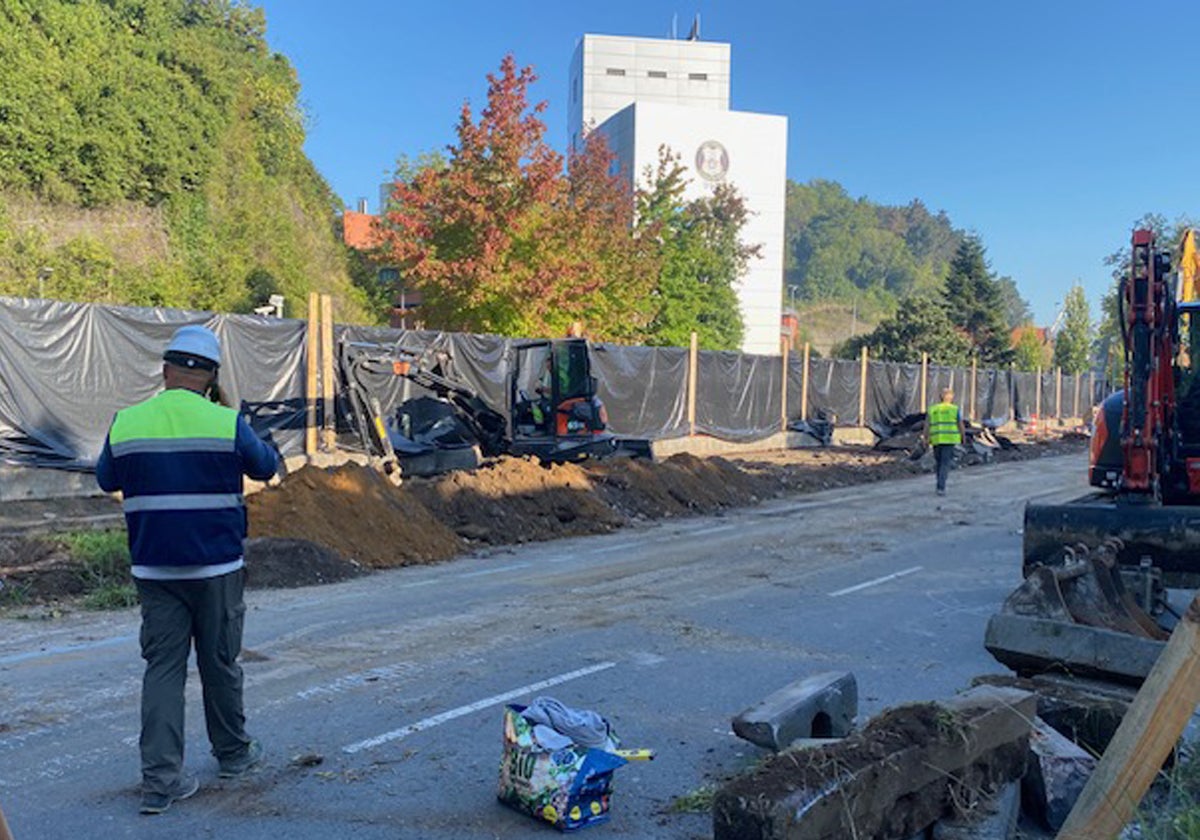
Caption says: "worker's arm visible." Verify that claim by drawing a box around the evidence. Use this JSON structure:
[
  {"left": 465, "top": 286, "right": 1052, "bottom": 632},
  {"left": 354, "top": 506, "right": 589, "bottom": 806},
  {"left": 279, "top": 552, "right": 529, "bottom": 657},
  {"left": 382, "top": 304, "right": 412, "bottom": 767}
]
[
  {"left": 235, "top": 416, "right": 280, "bottom": 481},
  {"left": 95, "top": 434, "right": 120, "bottom": 493}
]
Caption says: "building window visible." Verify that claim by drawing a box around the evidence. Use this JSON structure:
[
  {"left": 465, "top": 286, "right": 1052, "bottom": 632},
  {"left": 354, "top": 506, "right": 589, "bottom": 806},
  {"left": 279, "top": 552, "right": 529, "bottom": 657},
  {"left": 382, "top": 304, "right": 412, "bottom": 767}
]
[
  {"left": 605, "top": 67, "right": 626, "bottom": 76},
  {"left": 647, "top": 70, "right": 667, "bottom": 79},
  {"left": 688, "top": 72, "right": 708, "bottom": 81}
]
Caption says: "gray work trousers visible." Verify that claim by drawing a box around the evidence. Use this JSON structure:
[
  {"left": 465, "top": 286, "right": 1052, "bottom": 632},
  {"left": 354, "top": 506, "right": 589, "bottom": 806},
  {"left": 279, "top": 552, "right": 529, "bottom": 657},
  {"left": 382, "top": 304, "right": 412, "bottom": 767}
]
[
  {"left": 135, "top": 569, "right": 249, "bottom": 793},
  {"left": 934, "top": 444, "right": 956, "bottom": 492}
]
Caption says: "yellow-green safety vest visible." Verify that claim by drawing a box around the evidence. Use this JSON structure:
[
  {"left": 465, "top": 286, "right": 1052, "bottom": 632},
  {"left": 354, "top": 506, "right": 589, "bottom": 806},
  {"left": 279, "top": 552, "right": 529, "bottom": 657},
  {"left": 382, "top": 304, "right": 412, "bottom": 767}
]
[{"left": 927, "top": 402, "right": 961, "bottom": 446}]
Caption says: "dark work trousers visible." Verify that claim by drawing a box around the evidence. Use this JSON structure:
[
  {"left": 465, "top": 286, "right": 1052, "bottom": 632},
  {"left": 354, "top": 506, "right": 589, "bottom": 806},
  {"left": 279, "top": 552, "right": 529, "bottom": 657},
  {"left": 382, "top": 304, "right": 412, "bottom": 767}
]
[
  {"left": 135, "top": 568, "right": 249, "bottom": 793},
  {"left": 934, "top": 444, "right": 956, "bottom": 492}
]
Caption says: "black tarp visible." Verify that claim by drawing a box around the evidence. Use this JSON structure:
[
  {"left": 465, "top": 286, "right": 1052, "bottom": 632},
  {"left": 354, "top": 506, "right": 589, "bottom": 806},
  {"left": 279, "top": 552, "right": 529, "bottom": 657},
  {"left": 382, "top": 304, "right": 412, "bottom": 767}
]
[
  {"left": 695, "top": 350, "right": 783, "bottom": 441},
  {"left": 0, "top": 297, "right": 305, "bottom": 468},
  {"left": 0, "top": 295, "right": 1112, "bottom": 470}
]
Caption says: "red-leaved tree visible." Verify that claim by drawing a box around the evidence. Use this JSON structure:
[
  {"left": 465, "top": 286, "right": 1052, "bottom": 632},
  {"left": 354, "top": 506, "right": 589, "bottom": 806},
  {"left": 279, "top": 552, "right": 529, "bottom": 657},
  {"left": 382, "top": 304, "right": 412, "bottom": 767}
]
[{"left": 377, "top": 56, "right": 657, "bottom": 340}]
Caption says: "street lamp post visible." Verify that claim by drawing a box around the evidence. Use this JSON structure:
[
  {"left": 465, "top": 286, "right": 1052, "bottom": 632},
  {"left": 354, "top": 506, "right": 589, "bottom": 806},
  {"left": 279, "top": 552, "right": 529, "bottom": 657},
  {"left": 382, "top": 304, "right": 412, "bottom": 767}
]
[{"left": 36, "top": 267, "right": 53, "bottom": 299}]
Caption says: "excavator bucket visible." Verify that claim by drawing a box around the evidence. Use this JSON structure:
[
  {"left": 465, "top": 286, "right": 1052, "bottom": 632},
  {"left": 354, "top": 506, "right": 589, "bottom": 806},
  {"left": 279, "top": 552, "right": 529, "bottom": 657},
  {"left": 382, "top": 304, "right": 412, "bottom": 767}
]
[
  {"left": 1023, "top": 499, "right": 1200, "bottom": 589},
  {"left": 986, "top": 540, "right": 1170, "bottom": 685}
]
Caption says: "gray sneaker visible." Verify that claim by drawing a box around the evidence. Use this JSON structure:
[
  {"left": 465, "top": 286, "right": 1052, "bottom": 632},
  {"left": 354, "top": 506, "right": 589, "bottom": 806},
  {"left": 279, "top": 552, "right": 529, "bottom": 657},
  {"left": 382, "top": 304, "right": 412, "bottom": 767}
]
[
  {"left": 140, "top": 773, "right": 199, "bottom": 815},
  {"left": 219, "top": 739, "right": 264, "bottom": 779}
]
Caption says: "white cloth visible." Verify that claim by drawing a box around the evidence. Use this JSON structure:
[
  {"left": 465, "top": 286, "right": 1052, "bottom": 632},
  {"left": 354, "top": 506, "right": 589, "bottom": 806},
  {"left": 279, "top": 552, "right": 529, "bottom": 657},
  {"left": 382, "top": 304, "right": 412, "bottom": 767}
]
[{"left": 521, "top": 696, "right": 614, "bottom": 750}]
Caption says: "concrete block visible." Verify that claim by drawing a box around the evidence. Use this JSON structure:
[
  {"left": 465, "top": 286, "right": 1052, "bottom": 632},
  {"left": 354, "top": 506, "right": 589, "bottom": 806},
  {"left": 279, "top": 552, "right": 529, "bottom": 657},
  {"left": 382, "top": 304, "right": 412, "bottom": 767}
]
[
  {"left": 732, "top": 671, "right": 857, "bottom": 751},
  {"left": 984, "top": 612, "right": 1165, "bottom": 684},
  {"left": 1022, "top": 716, "right": 1097, "bottom": 831},
  {"left": 0, "top": 465, "right": 106, "bottom": 502},
  {"left": 931, "top": 781, "right": 1019, "bottom": 840},
  {"left": 831, "top": 427, "right": 877, "bottom": 446}
]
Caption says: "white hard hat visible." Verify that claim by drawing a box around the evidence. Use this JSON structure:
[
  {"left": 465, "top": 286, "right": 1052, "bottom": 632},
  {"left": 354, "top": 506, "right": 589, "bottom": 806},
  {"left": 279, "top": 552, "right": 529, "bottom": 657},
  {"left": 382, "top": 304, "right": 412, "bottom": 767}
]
[{"left": 164, "top": 325, "right": 221, "bottom": 369}]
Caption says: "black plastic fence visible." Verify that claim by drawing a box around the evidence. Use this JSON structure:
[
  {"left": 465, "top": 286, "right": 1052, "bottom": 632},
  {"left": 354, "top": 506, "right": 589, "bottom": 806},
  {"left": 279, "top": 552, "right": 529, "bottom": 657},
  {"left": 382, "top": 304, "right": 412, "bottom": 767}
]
[{"left": 0, "top": 296, "right": 1107, "bottom": 469}]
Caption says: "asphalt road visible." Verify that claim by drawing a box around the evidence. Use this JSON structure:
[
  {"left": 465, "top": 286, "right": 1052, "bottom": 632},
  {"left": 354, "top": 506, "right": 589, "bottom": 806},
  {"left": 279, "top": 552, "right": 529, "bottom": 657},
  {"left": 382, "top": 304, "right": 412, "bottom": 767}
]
[{"left": 0, "top": 452, "right": 1087, "bottom": 839}]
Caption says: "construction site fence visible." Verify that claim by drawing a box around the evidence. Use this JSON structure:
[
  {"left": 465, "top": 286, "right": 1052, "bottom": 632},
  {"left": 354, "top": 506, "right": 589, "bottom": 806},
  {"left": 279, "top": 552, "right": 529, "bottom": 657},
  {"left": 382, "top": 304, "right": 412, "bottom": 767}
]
[{"left": 0, "top": 296, "right": 1109, "bottom": 470}]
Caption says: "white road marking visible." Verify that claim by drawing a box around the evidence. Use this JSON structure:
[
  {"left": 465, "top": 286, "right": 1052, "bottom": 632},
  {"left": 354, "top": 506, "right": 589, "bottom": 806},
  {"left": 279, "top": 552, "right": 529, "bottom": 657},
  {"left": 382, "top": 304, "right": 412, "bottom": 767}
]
[
  {"left": 685, "top": 524, "right": 736, "bottom": 538},
  {"left": 829, "top": 566, "right": 923, "bottom": 597},
  {"left": 580, "top": 540, "right": 641, "bottom": 556},
  {"left": 756, "top": 499, "right": 837, "bottom": 517},
  {"left": 342, "top": 661, "right": 617, "bottom": 754},
  {"left": 456, "top": 562, "right": 531, "bottom": 579}
]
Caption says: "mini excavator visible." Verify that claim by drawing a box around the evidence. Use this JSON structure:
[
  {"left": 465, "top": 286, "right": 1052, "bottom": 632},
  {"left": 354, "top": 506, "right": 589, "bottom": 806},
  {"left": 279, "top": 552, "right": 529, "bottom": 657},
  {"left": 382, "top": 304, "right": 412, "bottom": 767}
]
[
  {"left": 341, "top": 337, "right": 651, "bottom": 475},
  {"left": 987, "top": 228, "right": 1200, "bottom": 683}
]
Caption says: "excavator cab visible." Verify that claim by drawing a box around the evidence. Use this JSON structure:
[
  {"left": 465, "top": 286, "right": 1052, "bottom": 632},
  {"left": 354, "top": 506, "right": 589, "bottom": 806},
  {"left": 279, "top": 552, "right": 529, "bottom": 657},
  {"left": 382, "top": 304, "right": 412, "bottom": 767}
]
[{"left": 508, "top": 339, "right": 649, "bottom": 460}]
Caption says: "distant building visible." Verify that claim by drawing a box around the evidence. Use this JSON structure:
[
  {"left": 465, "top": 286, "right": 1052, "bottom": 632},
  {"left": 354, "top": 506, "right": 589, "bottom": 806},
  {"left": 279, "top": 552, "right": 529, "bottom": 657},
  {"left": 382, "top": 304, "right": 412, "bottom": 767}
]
[
  {"left": 339, "top": 205, "right": 423, "bottom": 329},
  {"left": 569, "top": 32, "right": 787, "bottom": 356}
]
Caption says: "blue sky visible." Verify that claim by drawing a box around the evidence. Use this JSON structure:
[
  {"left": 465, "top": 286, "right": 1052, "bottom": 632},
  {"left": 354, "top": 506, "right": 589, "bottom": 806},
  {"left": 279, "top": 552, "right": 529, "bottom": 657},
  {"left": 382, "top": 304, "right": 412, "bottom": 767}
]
[{"left": 255, "top": 0, "right": 1196, "bottom": 326}]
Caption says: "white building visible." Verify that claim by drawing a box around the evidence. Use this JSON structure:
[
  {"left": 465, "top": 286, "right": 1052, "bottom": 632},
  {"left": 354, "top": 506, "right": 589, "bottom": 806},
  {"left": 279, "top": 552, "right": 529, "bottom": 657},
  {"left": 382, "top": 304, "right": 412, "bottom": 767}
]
[{"left": 569, "top": 33, "right": 787, "bottom": 356}]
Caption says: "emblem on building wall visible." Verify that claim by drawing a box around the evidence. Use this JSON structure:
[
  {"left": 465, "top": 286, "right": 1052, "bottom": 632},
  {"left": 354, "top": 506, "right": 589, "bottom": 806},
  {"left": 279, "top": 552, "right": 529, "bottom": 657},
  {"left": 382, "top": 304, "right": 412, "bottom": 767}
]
[{"left": 694, "top": 140, "right": 729, "bottom": 182}]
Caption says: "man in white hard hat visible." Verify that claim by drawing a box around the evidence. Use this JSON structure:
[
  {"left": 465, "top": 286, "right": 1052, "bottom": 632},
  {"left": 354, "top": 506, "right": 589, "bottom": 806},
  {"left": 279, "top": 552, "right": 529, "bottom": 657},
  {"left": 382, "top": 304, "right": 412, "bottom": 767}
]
[{"left": 96, "top": 324, "right": 279, "bottom": 814}]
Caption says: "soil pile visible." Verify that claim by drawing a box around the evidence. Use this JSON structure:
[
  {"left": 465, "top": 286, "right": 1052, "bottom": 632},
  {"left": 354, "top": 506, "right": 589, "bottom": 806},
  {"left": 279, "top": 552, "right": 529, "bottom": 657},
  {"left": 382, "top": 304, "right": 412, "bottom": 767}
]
[
  {"left": 589, "top": 453, "right": 768, "bottom": 519},
  {"left": 408, "top": 456, "right": 622, "bottom": 544},
  {"left": 247, "top": 464, "right": 462, "bottom": 569},
  {"left": 0, "top": 537, "right": 80, "bottom": 603},
  {"left": 1, "top": 436, "right": 1089, "bottom": 605}
]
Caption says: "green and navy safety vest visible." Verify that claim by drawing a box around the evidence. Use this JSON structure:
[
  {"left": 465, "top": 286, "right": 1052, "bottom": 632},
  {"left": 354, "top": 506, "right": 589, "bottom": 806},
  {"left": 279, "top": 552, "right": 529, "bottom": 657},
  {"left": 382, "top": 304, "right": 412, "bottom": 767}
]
[
  {"left": 99, "top": 389, "right": 275, "bottom": 567},
  {"left": 927, "top": 401, "right": 962, "bottom": 446}
]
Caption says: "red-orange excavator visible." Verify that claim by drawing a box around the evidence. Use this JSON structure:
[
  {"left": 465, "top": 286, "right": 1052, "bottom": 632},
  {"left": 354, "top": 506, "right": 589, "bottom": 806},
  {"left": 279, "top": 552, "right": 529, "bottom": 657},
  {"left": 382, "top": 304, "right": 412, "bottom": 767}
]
[{"left": 987, "top": 227, "right": 1200, "bottom": 684}]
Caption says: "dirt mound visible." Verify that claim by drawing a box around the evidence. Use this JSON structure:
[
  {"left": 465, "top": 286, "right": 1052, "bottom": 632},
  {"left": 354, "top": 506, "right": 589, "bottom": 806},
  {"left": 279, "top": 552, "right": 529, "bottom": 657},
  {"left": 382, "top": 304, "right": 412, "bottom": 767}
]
[
  {"left": 248, "top": 464, "right": 462, "bottom": 569},
  {"left": 243, "top": 538, "right": 365, "bottom": 589},
  {"left": 0, "top": 437, "right": 1089, "bottom": 607},
  {"left": 408, "top": 456, "right": 622, "bottom": 544},
  {"left": 732, "top": 448, "right": 924, "bottom": 495},
  {"left": 0, "top": 537, "right": 82, "bottom": 604},
  {"left": 588, "top": 453, "right": 769, "bottom": 519}
]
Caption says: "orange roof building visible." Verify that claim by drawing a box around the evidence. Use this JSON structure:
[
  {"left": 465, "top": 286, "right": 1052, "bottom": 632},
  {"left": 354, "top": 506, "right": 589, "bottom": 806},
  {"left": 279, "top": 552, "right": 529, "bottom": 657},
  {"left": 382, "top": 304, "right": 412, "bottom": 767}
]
[{"left": 341, "top": 210, "right": 381, "bottom": 250}]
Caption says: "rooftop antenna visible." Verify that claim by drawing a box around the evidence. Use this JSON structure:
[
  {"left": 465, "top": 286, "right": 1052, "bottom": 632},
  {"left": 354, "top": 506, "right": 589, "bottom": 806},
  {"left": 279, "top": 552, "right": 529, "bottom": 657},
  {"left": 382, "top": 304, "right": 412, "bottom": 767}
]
[
  {"left": 671, "top": 13, "right": 677, "bottom": 39},
  {"left": 687, "top": 12, "right": 700, "bottom": 40}
]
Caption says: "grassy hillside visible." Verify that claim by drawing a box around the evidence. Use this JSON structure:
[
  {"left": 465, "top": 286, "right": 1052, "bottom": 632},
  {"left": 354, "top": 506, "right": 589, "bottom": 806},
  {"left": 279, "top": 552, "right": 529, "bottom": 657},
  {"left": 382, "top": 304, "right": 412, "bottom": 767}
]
[{"left": 0, "top": 0, "right": 373, "bottom": 320}]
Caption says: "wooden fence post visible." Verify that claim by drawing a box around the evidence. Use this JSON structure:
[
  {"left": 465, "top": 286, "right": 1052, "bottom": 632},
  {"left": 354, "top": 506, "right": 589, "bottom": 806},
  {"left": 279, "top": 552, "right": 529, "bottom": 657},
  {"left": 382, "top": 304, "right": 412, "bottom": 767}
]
[
  {"left": 320, "top": 294, "right": 335, "bottom": 452},
  {"left": 1035, "top": 367, "right": 1043, "bottom": 436},
  {"left": 801, "top": 342, "right": 810, "bottom": 422},
  {"left": 1055, "top": 366, "right": 1063, "bottom": 420},
  {"left": 920, "top": 352, "right": 928, "bottom": 410},
  {"left": 687, "top": 331, "right": 698, "bottom": 437},
  {"left": 970, "top": 357, "right": 978, "bottom": 423},
  {"left": 1059, "top": 592, "right": 1200, "bottom": 839},
  {"left": 858, "top": 345, "right": 868, "bottom": 428},
  {"left": 780, "top": 338, "right": 789, "bottom": 441},
  {"left": 305, "top": 291, "right": 319, "bottom": 457},
  {"left": 1073, "top": 371, "right": 1081, "bottom": 420},
  {"left": 1009, "top": 363, "right": 1016, "bottom": 423}
]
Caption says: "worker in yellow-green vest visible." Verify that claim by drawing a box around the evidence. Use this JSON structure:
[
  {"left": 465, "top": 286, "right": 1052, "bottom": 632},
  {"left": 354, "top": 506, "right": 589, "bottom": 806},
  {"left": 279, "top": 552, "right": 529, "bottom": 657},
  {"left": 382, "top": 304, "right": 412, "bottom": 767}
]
[
  {"left": 96, "top": 325, "right": 279, "bottom": 815},
  {"left": 926, "top": 387, "right": 965, "bottom": 497}
]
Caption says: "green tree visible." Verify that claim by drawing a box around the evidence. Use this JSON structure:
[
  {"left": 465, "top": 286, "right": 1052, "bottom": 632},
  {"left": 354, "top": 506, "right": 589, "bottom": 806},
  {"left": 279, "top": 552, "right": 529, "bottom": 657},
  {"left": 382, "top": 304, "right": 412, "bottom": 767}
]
[
  {"left": 1053, "top": 284, "right": 1092, "bottom": 373},
  {"left": 638, "top": 148, "right": 753, "bottom": 350},
  {"left": 1012, "top": 325, "right": 1051, "bottom": 371},
  {"left": 944, "top": 234, "right": 1013, "bottom": 364},
  {"left": 996, "top": 276, "right": 1032, "bottom": 329},
  {"left": 785, "top": 183, "right": 964, "bottom": 318},
  {"left": 837, "top": 293, "right": 969, "bottom": 365},
  {"left": 0, "top": 0, "right": 371, "bottom": 319}
]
